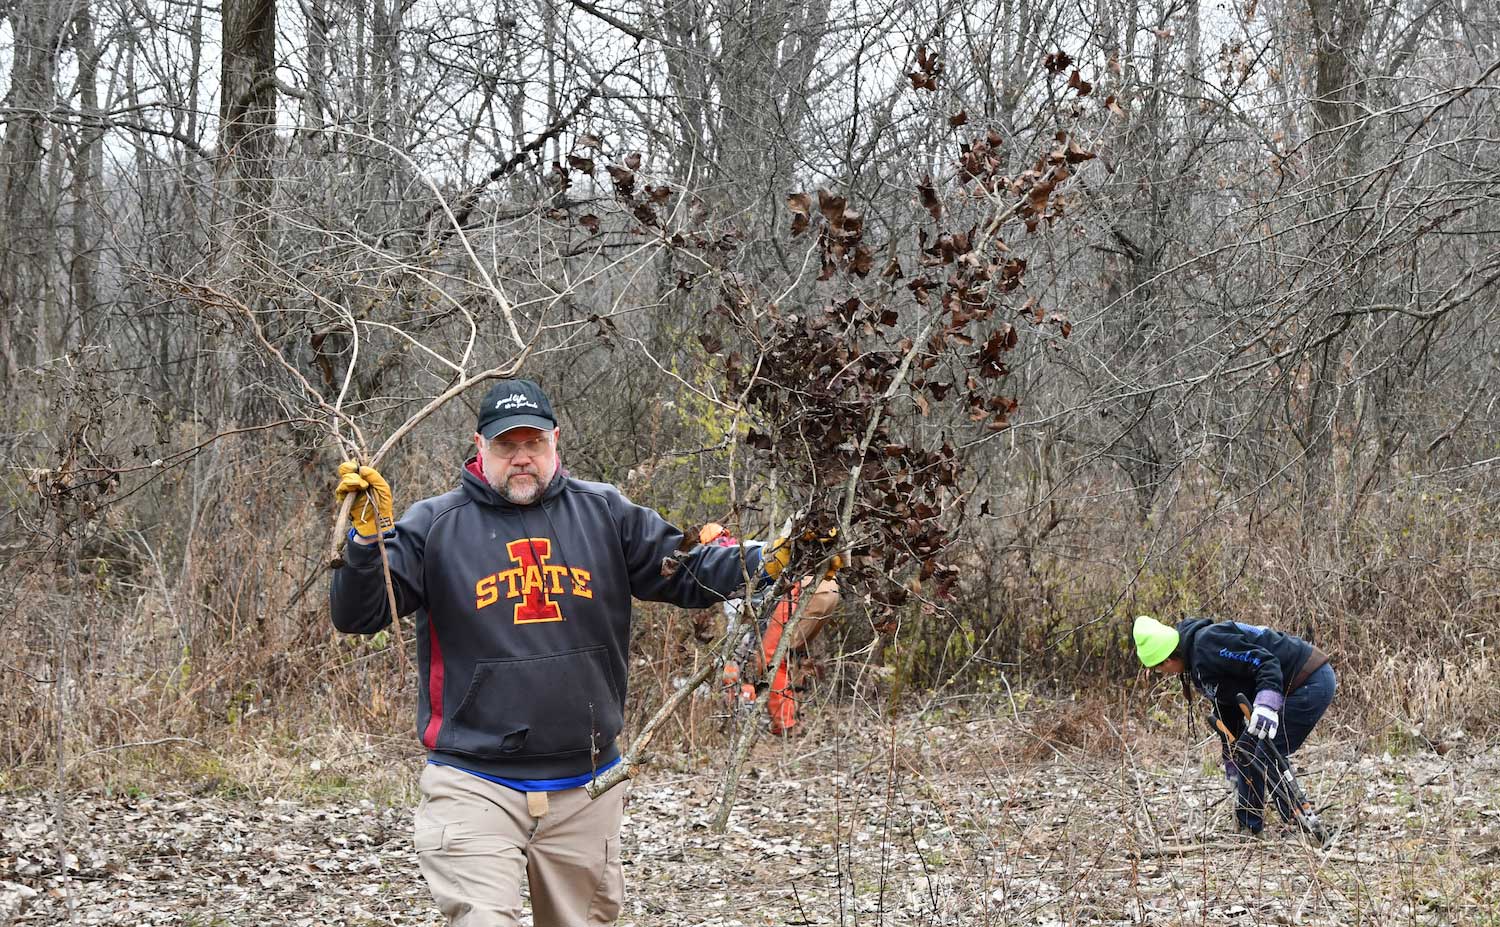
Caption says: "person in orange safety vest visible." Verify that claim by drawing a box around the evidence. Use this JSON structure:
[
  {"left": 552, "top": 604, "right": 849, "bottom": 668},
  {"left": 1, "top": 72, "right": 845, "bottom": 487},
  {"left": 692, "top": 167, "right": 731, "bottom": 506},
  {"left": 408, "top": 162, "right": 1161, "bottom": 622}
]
[{"left": 699, "top": 523, "right": 841, "bottom": 735}]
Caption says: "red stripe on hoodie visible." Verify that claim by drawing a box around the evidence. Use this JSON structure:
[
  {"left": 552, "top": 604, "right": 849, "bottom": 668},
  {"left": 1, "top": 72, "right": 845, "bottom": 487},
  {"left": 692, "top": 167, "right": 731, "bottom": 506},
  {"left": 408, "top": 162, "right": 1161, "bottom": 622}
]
[
  {"left": 420, "top": 456, "right": 487, "bottom": 750},
  {"left": 421, "top": 619, "right": 446, "bottom": 748},
  {"left": 420, "top": 457, "right": 483, "bottom": 748}
]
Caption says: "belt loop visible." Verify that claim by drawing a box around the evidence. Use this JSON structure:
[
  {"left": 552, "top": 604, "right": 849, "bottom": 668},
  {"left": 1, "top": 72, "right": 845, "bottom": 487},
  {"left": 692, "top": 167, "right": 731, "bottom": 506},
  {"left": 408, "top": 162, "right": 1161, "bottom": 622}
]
[{"left": 526, "top": 790, "right": 549, "bottom": 818}]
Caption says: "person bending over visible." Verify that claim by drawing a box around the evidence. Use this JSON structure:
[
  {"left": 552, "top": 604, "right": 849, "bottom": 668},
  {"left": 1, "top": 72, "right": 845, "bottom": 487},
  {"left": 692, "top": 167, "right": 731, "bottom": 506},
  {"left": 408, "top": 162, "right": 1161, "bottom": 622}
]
[{"left": 1133, "top": 614, "right": 1336, "bottom": 835}]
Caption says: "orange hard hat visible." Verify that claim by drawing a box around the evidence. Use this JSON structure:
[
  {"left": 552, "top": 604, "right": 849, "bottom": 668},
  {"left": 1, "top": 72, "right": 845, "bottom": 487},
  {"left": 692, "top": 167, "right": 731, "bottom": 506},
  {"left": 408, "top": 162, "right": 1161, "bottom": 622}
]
[{"left": 699, "top": 522, "right": 727, "bottom": 545}]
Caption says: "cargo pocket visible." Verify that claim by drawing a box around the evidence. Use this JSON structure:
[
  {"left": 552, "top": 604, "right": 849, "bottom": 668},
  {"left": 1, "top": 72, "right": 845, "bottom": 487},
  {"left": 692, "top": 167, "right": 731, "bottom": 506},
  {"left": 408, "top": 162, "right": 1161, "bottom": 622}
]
[
  {"left": 414, "top": 823, "right": 448, "bottom": 854},
  {"left": 585, "top": 833, "right": 623, "bottom": 924},
  {"left": 413, "top": 815, "right": 525, "bottom": 921}
]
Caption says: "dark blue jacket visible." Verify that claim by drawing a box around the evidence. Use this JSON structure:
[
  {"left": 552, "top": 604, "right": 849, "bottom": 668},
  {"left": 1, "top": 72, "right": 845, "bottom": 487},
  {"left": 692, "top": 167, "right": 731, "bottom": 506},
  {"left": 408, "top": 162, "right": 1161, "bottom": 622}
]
[
  {"left": 1176, "top": 617, "right": 1319, "bottom": 732},
  {"left": 331, "top": 460, "right": 760, "bottom": 779}
]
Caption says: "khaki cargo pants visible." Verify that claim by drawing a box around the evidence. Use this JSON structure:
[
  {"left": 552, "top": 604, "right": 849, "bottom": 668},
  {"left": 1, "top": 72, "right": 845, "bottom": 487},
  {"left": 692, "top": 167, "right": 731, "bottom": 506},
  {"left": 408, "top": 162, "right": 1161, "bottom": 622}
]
[{"left": 413, "top": 763, "right": 626, "bottom": 926}]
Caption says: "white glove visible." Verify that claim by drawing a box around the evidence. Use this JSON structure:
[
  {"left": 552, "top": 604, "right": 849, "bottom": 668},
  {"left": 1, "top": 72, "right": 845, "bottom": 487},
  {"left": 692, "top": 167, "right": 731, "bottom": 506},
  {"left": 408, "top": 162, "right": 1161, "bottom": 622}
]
[{"left": 1246, "top": 703, "right": 1279, "bottom": 740}]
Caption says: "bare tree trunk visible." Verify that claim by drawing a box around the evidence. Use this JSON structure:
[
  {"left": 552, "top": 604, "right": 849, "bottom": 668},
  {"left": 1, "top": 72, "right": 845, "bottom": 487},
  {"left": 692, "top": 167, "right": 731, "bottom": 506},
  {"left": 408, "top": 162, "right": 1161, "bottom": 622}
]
[
  {"left": 1306, "top": 0, "right": 1368, "bottom": 146},
  {"left": 69, "top": 0, "right": 104, "bottom": 350},
  {"left": 1297, "top": 0, "right": 1371, "bottom": 528},
  {"left": 220, "top": 0, "right": 278, "bottom": 254},
  {"left": 303, "top": 0, "right": 330, "bottom": 136},
  {"left": 188, "top": 0, "right": 206, "bottom": 143},
  {"left": 0, "top": 0, "right": 70, "bottom": 383}
]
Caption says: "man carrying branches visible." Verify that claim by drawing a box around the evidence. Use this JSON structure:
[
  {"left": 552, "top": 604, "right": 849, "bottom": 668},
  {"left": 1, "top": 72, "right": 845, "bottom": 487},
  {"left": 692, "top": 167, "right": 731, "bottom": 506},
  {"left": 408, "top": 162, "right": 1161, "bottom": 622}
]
[{"left": 329, "top": 378, "right": 802, "bottom": 927}]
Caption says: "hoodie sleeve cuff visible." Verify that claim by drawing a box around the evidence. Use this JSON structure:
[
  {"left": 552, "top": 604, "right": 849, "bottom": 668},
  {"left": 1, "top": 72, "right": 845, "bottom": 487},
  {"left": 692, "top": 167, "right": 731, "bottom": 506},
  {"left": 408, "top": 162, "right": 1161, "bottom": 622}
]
[
  {"left": 343, "top": 530, "right": 388, "bottom": 563},
  {"left": 743, "top": 541, "right": 775, "bottom": 587},
  {"left": 1253, "top": 689, "right": 1284, "bottom": 712}
]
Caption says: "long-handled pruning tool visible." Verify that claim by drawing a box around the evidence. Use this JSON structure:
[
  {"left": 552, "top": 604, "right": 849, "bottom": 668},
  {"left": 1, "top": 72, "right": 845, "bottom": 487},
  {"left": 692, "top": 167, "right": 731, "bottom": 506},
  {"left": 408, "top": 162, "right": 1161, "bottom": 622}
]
[{"left": 1213, "top": 694, "right": 1331, "bottom": 847}]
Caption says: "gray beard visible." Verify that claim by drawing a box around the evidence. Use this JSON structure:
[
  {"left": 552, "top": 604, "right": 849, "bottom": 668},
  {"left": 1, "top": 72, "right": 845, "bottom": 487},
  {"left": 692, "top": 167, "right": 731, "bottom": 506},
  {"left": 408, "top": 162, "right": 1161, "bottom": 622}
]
[{"left": 492, "top": 471, "right": 544, "bottom": 505}]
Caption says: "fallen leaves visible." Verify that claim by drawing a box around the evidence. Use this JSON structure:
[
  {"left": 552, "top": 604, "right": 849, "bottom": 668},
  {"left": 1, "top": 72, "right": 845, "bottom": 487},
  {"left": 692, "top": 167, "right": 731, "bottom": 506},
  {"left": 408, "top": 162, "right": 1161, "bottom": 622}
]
[{"left": 2, "top": 716, "right": 1498, "bottom": 925}]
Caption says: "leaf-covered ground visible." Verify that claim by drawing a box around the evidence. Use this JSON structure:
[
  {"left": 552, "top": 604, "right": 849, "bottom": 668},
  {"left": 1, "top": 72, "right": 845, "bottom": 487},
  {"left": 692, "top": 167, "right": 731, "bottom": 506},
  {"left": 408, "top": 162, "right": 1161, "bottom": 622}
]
[{"left": 3, "top": 704, "right": 1498, "bottom": 926}]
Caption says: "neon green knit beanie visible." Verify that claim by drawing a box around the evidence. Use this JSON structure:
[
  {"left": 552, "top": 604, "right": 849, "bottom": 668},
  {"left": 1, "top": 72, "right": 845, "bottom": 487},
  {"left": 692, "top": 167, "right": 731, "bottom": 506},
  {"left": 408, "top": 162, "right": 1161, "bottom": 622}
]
[{"left": 1133, "top": 615, "right": 1179, "bottom": 667}]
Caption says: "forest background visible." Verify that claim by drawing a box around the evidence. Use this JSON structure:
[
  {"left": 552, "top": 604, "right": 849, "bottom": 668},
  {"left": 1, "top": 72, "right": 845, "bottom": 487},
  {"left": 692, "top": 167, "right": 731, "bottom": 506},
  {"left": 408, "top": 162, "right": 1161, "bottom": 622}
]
[{"left": 1, "top": 0, "right": 1498, "bottom": 918}]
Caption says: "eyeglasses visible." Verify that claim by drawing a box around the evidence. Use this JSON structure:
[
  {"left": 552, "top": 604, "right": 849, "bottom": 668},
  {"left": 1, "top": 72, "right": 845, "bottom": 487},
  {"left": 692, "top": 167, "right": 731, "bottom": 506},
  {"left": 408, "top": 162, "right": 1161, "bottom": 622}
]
[{"left": 489, "top": 434, "right": 552, "bottom": 458}]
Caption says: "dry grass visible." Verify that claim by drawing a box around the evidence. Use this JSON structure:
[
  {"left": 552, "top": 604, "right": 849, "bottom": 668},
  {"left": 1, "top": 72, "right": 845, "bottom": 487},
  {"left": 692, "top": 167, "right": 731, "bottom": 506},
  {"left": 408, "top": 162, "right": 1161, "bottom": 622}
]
[{"left": 2, "top": 455, "right": 1496, "bottom": 814}]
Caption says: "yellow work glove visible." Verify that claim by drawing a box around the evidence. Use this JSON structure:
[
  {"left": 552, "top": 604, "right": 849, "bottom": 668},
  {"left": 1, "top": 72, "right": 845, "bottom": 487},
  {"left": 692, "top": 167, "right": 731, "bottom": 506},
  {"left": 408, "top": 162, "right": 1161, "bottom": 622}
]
[
  {"left": 763, "top": 529, "right": 845, "bottom": 581},
  {"left": 802, "top": 526, "right": 845, "bottom": 579},
  {"left": 336, "top": 461, "right": 394, "bottom": 538},
  {"left": 761, "top": 536, "right": 792, "bottom": 581}
]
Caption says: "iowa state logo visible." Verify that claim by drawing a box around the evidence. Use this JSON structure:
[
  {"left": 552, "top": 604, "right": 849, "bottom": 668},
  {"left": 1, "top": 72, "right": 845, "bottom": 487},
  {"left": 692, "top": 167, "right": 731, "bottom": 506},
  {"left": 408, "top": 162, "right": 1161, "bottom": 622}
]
[{"left": 473, "top": 538, "right": 593, "bottom": 623}]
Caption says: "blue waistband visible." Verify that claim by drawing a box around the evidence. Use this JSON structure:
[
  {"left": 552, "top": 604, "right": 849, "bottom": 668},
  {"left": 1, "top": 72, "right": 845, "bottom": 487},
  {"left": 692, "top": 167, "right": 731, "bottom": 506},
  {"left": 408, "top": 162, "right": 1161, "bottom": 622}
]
[{"left": 429, "top": 756, "right": 622, "bottom": 792}]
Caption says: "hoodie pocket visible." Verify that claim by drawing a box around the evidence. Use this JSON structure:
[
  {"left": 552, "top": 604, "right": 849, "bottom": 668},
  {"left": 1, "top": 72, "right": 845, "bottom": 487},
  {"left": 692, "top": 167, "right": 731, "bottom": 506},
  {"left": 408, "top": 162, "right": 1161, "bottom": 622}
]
[{"left": 437, "top": 646, "right": 624, "bottom": 759}]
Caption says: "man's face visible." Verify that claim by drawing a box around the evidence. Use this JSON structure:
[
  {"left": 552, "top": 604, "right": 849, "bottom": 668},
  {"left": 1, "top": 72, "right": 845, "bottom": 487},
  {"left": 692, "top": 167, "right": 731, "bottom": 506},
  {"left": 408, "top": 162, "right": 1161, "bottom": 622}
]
[{"left": 475, "top": 426, "right": 559, "bottom": 505}]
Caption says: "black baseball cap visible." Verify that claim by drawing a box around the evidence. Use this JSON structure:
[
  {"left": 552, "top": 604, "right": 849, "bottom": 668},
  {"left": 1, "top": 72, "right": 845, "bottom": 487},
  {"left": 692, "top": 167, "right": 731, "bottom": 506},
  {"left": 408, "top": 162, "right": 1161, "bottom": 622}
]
[{"left": 477, "top": 379, "right": 556, "bottom": 439}]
